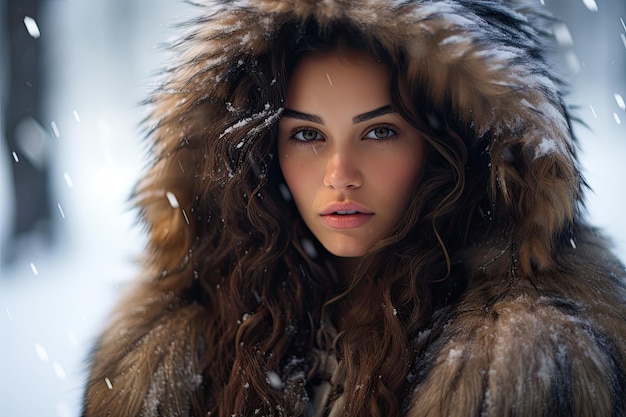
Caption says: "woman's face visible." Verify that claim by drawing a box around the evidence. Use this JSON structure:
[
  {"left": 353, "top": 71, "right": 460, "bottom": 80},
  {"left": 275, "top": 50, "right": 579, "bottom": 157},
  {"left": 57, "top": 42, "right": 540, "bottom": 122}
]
[{"left": 278, "top": 50, "right": 426, "bottom": 258}]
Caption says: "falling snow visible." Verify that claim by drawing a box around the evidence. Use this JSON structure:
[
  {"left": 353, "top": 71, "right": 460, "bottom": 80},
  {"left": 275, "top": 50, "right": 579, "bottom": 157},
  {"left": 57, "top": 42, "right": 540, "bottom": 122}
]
[
  {"left": 34, "top": 343, "right": 49, "bottom": 362},
  {"left": 553, "top": 23, "right": 574, "bottom": 47},
  {"left": 267, "top": 371, "right": 284, "bottom": 390},
  {"left": 57, "top": 203, "right": 66, "bottom": 219},
  {"left": 23, "top": 16, "right": 41, "bottom": 38},
  {"left": 301, "top": 238, "right": 318, "bottom": 258},
  {"left": 166, "top": 191, "right": 180, "bottom": 208},
  {"left": 279, "top": 183, "right": 292, "bottom": 201},
  {"left": 53, "top": 362, "right": 67, "bottom": 380},
  {"left": 63, "top": 172, "right": 74, "bottom": 188},
  {"left": 51, "top": 121, "right": 61, "bottom": 138},
  {"left": 582, "top": 0, "right": 598, "bottom": 12}
]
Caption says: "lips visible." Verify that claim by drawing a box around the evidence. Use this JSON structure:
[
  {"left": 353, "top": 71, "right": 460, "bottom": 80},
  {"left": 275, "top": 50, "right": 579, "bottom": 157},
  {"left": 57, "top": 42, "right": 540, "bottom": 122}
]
[
  {"left": 320, "top": 202, "right": 372, "bottom": 216},
  {"left": 320, "top": 202, "right": 374, "bottom": 229}
]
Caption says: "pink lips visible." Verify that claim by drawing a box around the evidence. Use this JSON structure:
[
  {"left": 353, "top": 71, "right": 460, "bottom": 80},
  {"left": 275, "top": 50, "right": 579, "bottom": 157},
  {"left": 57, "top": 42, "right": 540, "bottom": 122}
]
[{"left": 320, "top": 202, "right": 374, "bottom": 229}]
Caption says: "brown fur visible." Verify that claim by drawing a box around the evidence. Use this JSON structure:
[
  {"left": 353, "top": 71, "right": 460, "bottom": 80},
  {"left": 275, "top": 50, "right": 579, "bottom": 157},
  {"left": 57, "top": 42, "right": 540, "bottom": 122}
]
[{"left": 82, "top": 1, "right": 626, "bottom": 416}]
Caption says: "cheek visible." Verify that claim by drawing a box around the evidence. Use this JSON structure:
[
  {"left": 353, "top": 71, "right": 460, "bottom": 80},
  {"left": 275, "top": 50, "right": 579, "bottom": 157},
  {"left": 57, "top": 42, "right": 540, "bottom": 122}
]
[
  {"left": 378, "top": 154, "right": 425, "bottom": 207},
  {"left": 277, "top": 142, "right": 293, "bottom": 186},
  {"left": 387, "top": 145, "right": 423, "bottom": 176},
  {"left": 279, "top": 153, "right": 309, "bottom": 204},
  {"left": 278, "top": 149, "right": 295, "bottom": 186}
]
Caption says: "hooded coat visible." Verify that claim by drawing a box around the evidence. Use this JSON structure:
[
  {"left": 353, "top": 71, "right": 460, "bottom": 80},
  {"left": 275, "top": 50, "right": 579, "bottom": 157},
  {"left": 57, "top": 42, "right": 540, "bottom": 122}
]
[{"left": 82, "top": 1, "right": 626, "bottom": 416}]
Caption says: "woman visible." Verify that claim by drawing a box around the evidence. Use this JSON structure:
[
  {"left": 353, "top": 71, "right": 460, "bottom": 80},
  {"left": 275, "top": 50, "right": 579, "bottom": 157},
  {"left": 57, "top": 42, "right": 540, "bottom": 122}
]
[{"left": 82, "top": 1, "right": 626, "bottom": 416}]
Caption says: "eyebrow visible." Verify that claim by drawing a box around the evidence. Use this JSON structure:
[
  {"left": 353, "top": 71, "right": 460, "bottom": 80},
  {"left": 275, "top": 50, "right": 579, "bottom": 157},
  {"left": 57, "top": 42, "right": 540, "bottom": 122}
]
[
  {"left": 352, "top": 105, "right": 395, "bottom": 124},
  {"left": 282, "top": 109, "right": 323, "bottom": 124},
  {"left": 282, "top": 105, "right": 395, "bottom": 125}
]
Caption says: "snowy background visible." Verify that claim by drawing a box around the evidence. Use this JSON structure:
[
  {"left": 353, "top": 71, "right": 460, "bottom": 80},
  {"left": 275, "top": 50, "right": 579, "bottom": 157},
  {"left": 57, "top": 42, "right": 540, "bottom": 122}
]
[{"left": 0, "top": 0, "right": 624, "bottom": 416}]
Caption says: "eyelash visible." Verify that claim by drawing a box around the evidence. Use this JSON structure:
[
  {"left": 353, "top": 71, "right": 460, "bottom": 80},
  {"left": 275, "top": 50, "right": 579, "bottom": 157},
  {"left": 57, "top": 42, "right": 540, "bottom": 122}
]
[
  {"left": 289, "top": 124, "right": 398, "bottom": 143},
  {"left": 291, "top": 127, "right": 323, "bottom": 142},
  {"left": 363, "top": 125, "right": 398, "bottom": 140}
]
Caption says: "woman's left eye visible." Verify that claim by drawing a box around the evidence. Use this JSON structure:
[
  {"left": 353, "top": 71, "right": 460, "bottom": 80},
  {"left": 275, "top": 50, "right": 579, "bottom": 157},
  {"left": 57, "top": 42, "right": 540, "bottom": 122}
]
[{"left": 364, "top": 126, "right": 396, "bottom": 139}]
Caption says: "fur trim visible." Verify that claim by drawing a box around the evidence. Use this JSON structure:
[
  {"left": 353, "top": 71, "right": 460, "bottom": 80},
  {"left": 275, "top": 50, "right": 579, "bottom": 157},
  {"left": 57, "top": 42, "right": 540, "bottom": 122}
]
[
  {"left": 407, "top": 228, "right": 626, "bottom": 416},
  {"left": 81, "top": 1, "right": 626, "bottom": 416}
]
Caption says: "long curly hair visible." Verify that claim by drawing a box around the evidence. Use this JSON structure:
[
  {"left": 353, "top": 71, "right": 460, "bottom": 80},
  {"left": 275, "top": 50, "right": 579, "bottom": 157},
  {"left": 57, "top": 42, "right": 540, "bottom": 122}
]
[{"left": 157, "top": 20, "right": 491, "bottom": 416}]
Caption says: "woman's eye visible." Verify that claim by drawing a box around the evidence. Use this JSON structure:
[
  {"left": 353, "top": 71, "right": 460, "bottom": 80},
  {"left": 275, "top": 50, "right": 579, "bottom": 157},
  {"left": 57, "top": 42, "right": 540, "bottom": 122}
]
[
  {"left": 292, "top": 129, "right": 322, "bottom": 142},
  {"left": 364, "top": 127, "right": 396, "bottom": 139}
]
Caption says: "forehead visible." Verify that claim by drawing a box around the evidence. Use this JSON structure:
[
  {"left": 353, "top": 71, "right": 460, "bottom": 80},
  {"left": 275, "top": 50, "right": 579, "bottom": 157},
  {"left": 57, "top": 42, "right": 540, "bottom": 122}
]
[{"left": 285, "top": 50, "right": 392, "bottom": 111}]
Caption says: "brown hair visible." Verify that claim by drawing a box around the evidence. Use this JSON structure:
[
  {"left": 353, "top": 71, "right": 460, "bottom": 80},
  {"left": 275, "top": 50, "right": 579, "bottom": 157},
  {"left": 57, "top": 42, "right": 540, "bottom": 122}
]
[{"left": 180, "top": 20, "right": 490, "bottom": 416}]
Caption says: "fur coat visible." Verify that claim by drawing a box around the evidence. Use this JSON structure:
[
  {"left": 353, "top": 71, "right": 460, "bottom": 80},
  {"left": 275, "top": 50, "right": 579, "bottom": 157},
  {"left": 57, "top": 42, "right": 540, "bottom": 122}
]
[{"left": 82, "top": 0, "right": 626, "bottom": 416}]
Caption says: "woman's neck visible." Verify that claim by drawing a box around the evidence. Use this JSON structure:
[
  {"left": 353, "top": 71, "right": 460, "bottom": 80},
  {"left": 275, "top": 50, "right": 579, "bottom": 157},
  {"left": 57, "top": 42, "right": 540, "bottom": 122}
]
[{"left": 331, "top": 256, "right": 362, "bottom": 282}]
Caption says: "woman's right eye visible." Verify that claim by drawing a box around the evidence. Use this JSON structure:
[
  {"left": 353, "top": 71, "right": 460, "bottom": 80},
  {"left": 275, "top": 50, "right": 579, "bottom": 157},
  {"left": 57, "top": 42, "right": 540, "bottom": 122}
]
[{"left": 291, "top": 129, "right": 323, "bottom": 142}]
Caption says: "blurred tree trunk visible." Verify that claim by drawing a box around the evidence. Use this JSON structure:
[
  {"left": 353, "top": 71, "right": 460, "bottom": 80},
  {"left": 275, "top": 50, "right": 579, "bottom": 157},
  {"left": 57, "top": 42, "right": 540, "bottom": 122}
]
[{"left": 2, "top": 0, "right": 52, "bottom": 263}]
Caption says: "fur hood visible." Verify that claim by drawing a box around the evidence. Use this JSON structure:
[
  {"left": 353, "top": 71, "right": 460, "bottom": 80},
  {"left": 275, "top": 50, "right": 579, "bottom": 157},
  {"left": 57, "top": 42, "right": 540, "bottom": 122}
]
[
  {"left": 142, "top": 0, "right": 579, "bottom": 277},
  {"left": 82, "top": 1, "right": 626, "bottom": 416}
]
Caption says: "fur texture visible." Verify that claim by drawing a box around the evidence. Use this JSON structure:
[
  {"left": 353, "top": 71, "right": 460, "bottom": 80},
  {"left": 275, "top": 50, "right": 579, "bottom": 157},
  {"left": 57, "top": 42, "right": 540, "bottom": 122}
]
[{"left": 82, "top": 1, "right": 626, "bottom": 416}]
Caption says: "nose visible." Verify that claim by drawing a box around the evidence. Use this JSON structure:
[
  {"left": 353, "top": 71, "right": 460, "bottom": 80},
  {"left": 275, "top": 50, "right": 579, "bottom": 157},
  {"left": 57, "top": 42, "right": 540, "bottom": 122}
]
[{"left": 323, "top": 149, "right": 363, "bottom": 190}]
